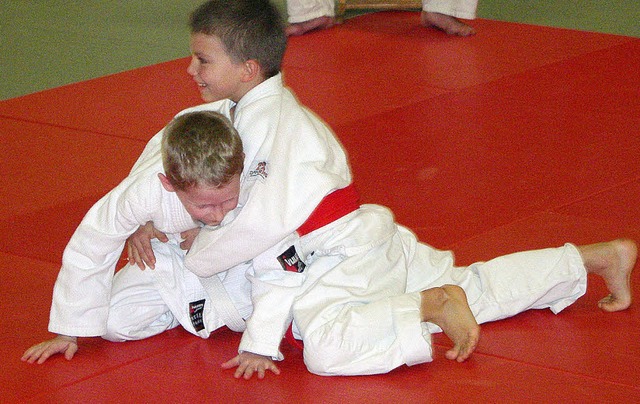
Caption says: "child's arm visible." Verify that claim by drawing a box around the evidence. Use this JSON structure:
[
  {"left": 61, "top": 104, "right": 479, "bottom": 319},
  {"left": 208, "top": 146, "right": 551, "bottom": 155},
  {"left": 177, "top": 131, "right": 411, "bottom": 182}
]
[
  {"left": 221, "top": 352, "right": 281, "bottom": 380},
  {"left": 46, "top": 166, "right": 196, "bottom": 343},
  {"left": 226, "top": 238, "right": 305, "bottom": 379},
  {"left": 21, "top": 335, "right": 78, "bottom": 364}
]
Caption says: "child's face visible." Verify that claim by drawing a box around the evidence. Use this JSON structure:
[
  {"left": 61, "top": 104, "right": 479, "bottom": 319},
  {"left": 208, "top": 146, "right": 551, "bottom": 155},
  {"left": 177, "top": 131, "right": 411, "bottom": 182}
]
[
  {"left": 168, "top": 174, "right": 241, "bottom": 226},
  {"left": 187, "top": 33, "right": 248, "bottom": 103}
]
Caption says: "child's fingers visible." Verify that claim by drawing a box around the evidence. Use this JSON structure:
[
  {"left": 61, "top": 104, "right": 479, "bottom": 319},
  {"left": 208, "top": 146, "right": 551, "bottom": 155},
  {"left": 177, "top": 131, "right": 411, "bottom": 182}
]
[
  {"left": 22, "top": 338, "right": 78, "bottom": 365},
  {"left": 21, "top": 348, "right": 37, "bottom": 363},
  {"left": 238, "top": 360, "right": 258, "bottom": 380},
  {"left": 28, "top": 343, "right": 55, "bottom": 364},
  {"left": 21, "top": 344, "right": 37, "bottom": 361},
  {"left": 234, "top": 361, "right": 252, "bottom": 379},
  {"left": 37, "top": 342, "right": 66, "bottom": 364},
  {"left": 221, "top": 355, "right": 240, "bottom": 369},
  {"left": 268, "top": 362, "right": 281, "bottom": 375},
  {"left": 22, "top": 342, "right": 49, "bottom": 364},
  {"left": 128, "top": 244, "right": 146, "bottom": 270},
  {"left": 63, "top": 343, "right": 78, "bottom": 360},
  {"left": 153, "top": 228, "right": 169, "bottom": 243},
  {"left": 223, "top": 353, "right": 280, "bottom": 380},
  {"left": 37, "top": 348, "right": 55, "bottom": 364},
  {"left": 141, "top": 241, "right": 156, "bottom": 266},
  {"left": 179, "top": 228, "right": 200, "bottom": 251},
  {"left": 126, "top": 242, "right": 133, "bottom": 264},
  {"left": 241, "top": 366, "right": 255, "bottom": 379}
]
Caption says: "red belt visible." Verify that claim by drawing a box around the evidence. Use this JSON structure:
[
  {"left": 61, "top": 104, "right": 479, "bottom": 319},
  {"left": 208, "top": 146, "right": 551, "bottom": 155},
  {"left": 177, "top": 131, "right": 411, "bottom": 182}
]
[
  {"left": 297, "top": 183, "right": 360, "bottom": 236},
  {"left": 285, "top": 184, "right": 360, "bottom": 350}
]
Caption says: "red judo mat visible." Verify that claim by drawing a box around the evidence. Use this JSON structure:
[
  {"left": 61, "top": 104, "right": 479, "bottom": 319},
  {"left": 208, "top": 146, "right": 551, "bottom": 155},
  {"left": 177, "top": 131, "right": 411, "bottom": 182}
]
[{"left": 2, "top": 12, "right": 640, "bottom": 402}]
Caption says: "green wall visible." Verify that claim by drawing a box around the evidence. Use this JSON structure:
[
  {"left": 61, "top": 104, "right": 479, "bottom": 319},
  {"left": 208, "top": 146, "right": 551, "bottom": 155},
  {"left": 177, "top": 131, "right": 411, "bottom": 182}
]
[{"left": 1, "top": 0, "right": 637, "bottom": 100}]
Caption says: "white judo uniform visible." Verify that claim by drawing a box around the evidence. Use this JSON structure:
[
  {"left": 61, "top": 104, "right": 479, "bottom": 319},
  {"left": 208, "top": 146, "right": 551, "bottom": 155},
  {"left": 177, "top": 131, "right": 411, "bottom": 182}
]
[
  {"left": 124, "top": 77, "right": 589, "bottom": 376},
  {"left": 287, "top": 0, "right": 478, "bottom": 24},
  {"left": 124, "top": 73, "right": 352, "bottom": 335},
  {"left": 175, "top": 74, "right": 353, "bottom": 278},
  {"left": 238, "top": 204, "right": 588, "bottom": 376},
  {"left": 48, "top": 150, "right": 252, "bottom": 342},
  {"left": 51, "top": 72, "right": 347, "bottom": 344}
]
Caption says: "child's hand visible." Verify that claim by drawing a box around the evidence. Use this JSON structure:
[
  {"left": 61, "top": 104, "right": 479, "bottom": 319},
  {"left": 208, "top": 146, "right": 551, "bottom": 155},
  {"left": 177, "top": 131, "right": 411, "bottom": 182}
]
[
  {"left": 221, "top": 351, "right": 281, "bottom": 380},
  {"left": 179, "top": 227, "right": 201, "bottom": 251},
  {"left": 126, "top": 221, "right": 168, "bottom": 270},
  {"left": 21, "top": 335, "right": 78, "bottom": 364}
]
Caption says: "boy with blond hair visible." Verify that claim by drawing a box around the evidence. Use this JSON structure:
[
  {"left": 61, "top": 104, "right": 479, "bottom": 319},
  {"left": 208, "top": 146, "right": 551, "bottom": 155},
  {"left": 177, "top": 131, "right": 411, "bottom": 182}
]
[{"left": 22, "top": 111, "right": 251, "bottom": 363}]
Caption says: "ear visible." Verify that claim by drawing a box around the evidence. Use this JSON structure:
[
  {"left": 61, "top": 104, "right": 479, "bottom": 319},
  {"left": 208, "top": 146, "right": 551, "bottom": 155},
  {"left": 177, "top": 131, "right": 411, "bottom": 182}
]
[
  {"left": 241, "top": 59, "right": 262, "bottom": 83},
  {"left": 158, "top": 173, "right": 176, "bottom": 192}
]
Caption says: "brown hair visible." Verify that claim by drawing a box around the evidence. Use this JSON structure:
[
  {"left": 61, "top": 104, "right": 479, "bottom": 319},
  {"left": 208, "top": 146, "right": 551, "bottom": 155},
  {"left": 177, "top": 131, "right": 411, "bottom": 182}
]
[{"left": 189, "top": 0, "right": 287, "bottom": 79}]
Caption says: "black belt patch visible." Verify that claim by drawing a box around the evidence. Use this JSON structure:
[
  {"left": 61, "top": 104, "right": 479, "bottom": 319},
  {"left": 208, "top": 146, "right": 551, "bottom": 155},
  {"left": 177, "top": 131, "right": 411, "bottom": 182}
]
[
  {"left": 278, "top": 245, "right": 306, "bottom": 273},
  {"left": 189, "top": 299, "right": 206, "bottom": 331}
]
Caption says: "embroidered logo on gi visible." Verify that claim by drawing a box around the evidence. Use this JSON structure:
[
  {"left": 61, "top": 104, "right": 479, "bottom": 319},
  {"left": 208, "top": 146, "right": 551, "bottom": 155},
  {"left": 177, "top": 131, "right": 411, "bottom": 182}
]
[
  {"left": 188, "top": 299, "right": 206, "bottom": 331},
  {"left": 277, "top": 245, "right": 306, "bottom": 273},
  {"left": 248, "top": 161, "right": 268, "bottom": 180}
]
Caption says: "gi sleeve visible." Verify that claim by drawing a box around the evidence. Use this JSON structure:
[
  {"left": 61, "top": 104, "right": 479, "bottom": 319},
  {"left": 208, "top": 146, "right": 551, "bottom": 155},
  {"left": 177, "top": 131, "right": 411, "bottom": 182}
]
[
  {"left": 237, "top": 238, "right": 305, "bottom": 360},
  {"left": 48, "top": 172, "right": 166, "bottom": 337}
]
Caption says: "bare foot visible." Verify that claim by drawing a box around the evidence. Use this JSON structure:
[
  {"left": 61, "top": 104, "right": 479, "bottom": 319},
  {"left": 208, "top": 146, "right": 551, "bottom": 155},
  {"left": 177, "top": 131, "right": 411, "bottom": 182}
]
[
  {"left": 420, "top": 11, "right": 476, "bottom": 36},
  {"left": 421, "top": 285, "right": 480, "bottom": 362},
  {"left": 285, "top": 16, "right": 336, "bottom": 36},
  {"left": 578, "top": 239, "right": 637, "bottom": 312}
]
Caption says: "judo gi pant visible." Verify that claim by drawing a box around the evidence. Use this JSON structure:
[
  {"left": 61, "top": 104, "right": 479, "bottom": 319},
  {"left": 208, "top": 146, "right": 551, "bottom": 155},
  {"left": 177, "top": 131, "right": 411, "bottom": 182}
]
[
  {"left": 287, "top": 0, "right": 478, "bottom": 23},
  {"left": 293, "top": 206, "right": 587, "bottom": 376},
  {"left": 103, "top": 239, "right": 251, "bottom": 342}
]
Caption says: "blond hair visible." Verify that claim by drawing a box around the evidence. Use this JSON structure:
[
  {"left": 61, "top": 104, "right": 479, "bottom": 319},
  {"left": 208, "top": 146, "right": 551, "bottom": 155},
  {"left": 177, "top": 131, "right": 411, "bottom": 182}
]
[{"left": 162, "top": 111, "right": 243, "bottom": 191}]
